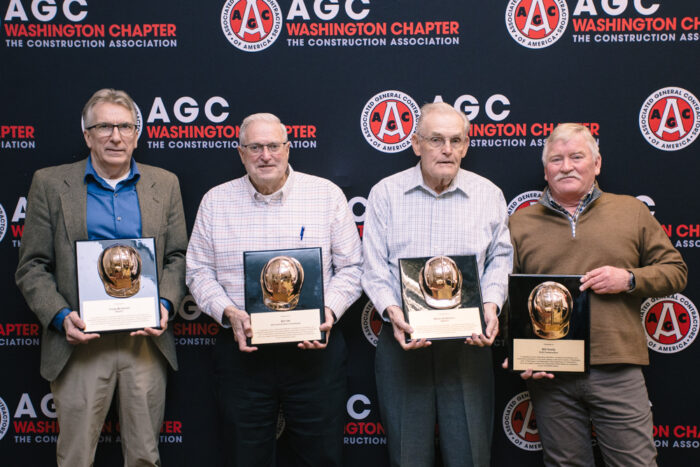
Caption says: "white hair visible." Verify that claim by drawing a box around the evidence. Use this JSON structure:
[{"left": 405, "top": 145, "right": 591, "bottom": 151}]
[
  {"left": 239, "top": 113, "right": 287, "bottom": 144},
  {"left": 416, "top": 102, "right": 470, "bottom": 136},
  {"left": 542, "top": 123, "right": 600, "bottom": 165}
]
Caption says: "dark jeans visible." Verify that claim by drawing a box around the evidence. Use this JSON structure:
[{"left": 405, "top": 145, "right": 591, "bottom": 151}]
[{"left": 214, "top": 330, "right": 348, "bottom": 467}]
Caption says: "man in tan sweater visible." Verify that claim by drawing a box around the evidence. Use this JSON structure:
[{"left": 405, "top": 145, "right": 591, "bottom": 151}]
[{"left": 509, "top": 123, "right": 687, "bottom": 466}]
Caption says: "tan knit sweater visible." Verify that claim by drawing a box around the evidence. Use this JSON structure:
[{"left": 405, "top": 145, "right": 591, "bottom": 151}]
[{"left": 509, "top": 191, "right": 687, "bottom": 365}]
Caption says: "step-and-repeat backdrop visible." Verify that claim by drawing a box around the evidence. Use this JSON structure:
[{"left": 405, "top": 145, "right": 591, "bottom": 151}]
[{"left": 1, "top": 1, "right": 699, "bottom": 465}]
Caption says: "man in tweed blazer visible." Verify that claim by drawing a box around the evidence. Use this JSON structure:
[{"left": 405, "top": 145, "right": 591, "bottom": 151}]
[{"left": 15, "top": 88, "right": 187, "bottom": 467}]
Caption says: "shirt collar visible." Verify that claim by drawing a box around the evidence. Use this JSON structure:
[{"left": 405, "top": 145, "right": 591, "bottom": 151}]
[
  {"left": 244, "top": 164, "right": 294, "bottom": 204},
  {"left": 84, "top": 156, "right": 139, "bottom": 189},
  {"left": 403, "top": 162, "right": 468, "bottom": 197},
  {"left": 540, "top": 182, "right": 601, "bottom": 213}
]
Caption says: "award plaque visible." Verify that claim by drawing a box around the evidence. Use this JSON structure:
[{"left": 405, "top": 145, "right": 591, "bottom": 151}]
[
  {"left": 243, "top": 247, "right": 325, "bottom": 346},
  {"left": 508, "top": 274, "right": 590, "bottom": 373},
  {"left": 399, "top": 255, "right": 485, "bottom": 342},
  {"left": 76, "top": 238, "right": 160, "bottom": 333}
]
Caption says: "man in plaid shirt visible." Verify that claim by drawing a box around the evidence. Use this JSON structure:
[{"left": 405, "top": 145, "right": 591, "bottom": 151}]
[{"left": 186, "top": 112, "right": 363, "bottom": 467}]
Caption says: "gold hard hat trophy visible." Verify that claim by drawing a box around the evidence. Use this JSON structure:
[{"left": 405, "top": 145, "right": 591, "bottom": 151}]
[
  {"left": 98, "top": 244, "right": 142, "bottom": 298},
  {"left": 528, "top": 281, "right": 572, "bottom": 339},
  {"left": 261, "top": 256, "right": 304, "bottom": 311}
]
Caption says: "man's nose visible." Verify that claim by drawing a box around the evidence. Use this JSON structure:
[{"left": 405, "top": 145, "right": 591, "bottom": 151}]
[
  {"left": 561, "top": 157, "right": 573, "bottom": 171},
  {"left": 109, "top": 126, "right": 123, "bottom": 142},
  {"left": 259, "top": 147, "right": 273, "bottom": 160},
  {"left": 442, "top": 140, "right": 454, "bottom": 154}
]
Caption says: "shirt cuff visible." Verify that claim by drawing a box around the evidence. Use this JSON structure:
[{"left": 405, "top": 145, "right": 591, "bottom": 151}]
[
  {"left": 370, "top": 293, "right": 401, "bottom": 322},
  {"left": 212, "top": 295, "right": 237, "bottom": 327},
  {"left": 52, "top": 308, "right": 71, "bottom": 332},
  {"left": 159, "top": 298, "right": 173, "bottom": 318},
  {"left": 482, "top": 288, "right": 506, "bottom": 311},
  {"left": 325, "top": 294, "right": 349, "bottom": 321}
]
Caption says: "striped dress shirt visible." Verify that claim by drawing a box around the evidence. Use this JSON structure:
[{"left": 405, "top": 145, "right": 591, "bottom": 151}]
[
  {"left": 361, "top": 163, "right": 513, "bottom": 319},
  {"left": 186, "top": 166, "right": 363, "bottom": 325}
]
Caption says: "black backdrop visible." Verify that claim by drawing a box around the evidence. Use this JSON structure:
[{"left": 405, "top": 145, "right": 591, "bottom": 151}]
[{"left": 1, "top": 1, "right": 699, "bottom": 465}]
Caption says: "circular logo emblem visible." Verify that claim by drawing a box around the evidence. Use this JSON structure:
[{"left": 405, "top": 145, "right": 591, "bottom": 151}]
[
  {"left": 639, "top": 87, "right": 700, "bottom": 151},
  {"left": 80, "top": 103, "right": 143, "bottom": 139},
  {"left": 361, "top": 300, "right": 383, "bottom": 347},
  {"left": 505, "top": 0, "right": 569, "bottom": 49},
  {"left": 221, "top": 0, "right": 283, "bottom": 52},
  {"left": 502, "top": 391, "right": 541, "bottom": 451},
  {"left": 134, "top": 104, "right": 144, "bottom": 139},
  {"left": 507, "top": 190, "right": 542, "bottom": 216},
  {"left": 0, "top": 203, "right": 7, "bottom": 243},
  {"left": 361, "top": 90, "right": 420, "bottom": 153},
  {"left": 641, "top": 294, "right": 699, "bottom": 354},
  {"left": 0, "top": 396, "right": 10, "bottom": 441}
]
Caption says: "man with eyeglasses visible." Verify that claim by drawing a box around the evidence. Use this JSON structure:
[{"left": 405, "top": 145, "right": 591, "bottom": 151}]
[
  {"left": 16, "top": 88, "right": 187, "bottom": 466},
  {"left": 361, "top": 102, "right": 512, "bottom": 466},
  {"left": 186, "top": 112, "right": 362, "bottom": 466}
]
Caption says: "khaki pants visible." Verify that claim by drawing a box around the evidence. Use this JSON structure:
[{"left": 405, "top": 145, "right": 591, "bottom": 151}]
[{"left": 50, "top": 333, "right": 167, "bottom": 467}]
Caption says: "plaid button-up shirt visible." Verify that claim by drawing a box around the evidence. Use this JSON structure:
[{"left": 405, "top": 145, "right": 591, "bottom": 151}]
[{"left": 186, "top": 166, "right": 363, "bottom": 325}]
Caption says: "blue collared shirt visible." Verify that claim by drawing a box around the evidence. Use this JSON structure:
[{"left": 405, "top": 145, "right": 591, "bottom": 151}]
[{"left": 85, "top": 156, "right": 142, "bottom": 240}]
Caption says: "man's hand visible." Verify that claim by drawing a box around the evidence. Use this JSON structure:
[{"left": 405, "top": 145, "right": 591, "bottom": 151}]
[
  {"left": 63, "top": 311, "right": 100, "bottom": 345},
  {"left": 501, "top": 358, "right": 555, "bottom": 380},
  {"left": 386, "top": 305, "right": 431, "bottom": 350},
  {"left": 131, "top": 304, "right": 169, "bottom": 337},
  {"left": 298, "top": 307, "right": 334, "bottom": 350},
  {"left": 580, "top": 266, "right": 631, "bottom": 294},
  {"left": 224, "top": 305, "right": 258, "bottom": 352},
  {"left": 466, "top": 302, "right": 499, "bottom": 347}
]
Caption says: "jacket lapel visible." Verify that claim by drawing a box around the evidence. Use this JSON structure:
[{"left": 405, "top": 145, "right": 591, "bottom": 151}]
[
  {"left": 59, "top": 159, "right": 88, "bottom": 244},
  {"left": 136, "top": 165, "right": 162, "bottom": 239}
]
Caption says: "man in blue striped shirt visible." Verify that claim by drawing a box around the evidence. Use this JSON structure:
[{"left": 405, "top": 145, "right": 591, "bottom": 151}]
[{"left": 362, "top": 102, "right": 513, "bottom": 467}]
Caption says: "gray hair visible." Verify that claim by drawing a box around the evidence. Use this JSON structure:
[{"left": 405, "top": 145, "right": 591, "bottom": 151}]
[
  {"left": 239, "top": 113, "right": 287, "bottom": 144},
  {"left": 416, "top": 102, "right": 470, "bottom": 136},
  {"left": 542, "top": 123, "right": 600, "bottom": 165},
  {"left": 82, "top": 88, "right": 137, "bottom": 127}
]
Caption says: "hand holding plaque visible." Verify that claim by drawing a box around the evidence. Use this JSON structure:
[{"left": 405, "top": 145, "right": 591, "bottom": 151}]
[
  {"left": 244, "top": 248, "right": 325, "bottom": 346},
  {"left": 77, "top": 238, "right": 161, "bottom": 333},
  {"left": 508, "top": 275, "right": 590, "bottom": 373},
  {"left": 399, "top": 255, "right": 485, "bottom": 342}
]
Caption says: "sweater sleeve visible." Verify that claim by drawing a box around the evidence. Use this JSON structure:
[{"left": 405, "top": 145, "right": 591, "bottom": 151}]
[{"left": 629, "top": 202, "right": 687, "bottom": 297}]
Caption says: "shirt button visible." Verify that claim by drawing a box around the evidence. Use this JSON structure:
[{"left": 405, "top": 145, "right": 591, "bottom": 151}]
[
  {"left": 114, "top": 193, "right": 118, "bottom": 197},
  {"left": 117, "top": 217, "right": 122, "bottom": 221}
]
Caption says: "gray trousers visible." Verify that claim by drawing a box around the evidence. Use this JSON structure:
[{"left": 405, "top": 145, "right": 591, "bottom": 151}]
[
  {"left": 375, "top": 324, "right": 494, "bottom": 467},
  {"left": 527, "top": 364, "right": 657, "bottom": 467}
]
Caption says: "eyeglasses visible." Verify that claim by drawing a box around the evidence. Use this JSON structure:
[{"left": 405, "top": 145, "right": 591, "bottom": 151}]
[
  {"left": 86, "top": 123, "right": 137, "bottom": 137},
  {"left": 241, "top": 142, "right": 288, "bottom": 155},
  {"left": 416, "top": 133, "right": 468, "bottom": 150}
]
